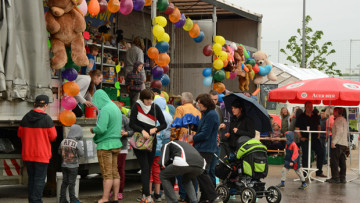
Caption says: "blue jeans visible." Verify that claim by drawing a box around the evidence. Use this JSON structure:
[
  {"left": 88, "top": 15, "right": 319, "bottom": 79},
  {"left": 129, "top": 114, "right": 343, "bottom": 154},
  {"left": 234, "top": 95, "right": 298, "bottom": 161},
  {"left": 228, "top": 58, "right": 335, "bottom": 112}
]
[
  {"left": 209, "top": 147, "right": 220, "bottom": 187},
  {"left": 177, "top": 175, "right": 198, "bottom": 200},
  {"left": 25, "top": 161, "right": 48, "bottom": 203},
  {"left": 60, "top": 167, "right": 78, "bottom": 202}
]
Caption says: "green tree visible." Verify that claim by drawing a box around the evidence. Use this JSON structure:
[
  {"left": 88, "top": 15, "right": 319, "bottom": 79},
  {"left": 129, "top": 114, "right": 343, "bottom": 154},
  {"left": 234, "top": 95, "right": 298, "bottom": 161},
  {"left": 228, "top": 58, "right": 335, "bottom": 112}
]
[{"left": 280, "top": 15, "right": 341, "bottom": 76}]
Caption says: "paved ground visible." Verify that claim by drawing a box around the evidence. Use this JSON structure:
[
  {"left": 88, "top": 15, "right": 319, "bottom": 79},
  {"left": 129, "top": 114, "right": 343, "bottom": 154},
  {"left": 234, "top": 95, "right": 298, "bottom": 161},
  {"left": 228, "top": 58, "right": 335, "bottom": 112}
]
[{"left": 1, "top": 148, "right": 359, "bottom": 203}]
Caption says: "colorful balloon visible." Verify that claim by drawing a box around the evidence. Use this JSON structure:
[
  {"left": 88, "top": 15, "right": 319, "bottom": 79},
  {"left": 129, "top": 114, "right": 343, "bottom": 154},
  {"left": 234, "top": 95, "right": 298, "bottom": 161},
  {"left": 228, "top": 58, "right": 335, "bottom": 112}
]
[
  {"left": 164, "top": 3, "right": 175, "bottom": 15},
  {"left": 162, "top": 65, "right": 169, "bottom": 74},
  {"left": 253, "top": 64, "right": 259, "bottom": 73},
  {"left": 88, "top": 0, "right": 100, "bottom": 17},
  {"left": 120, "top": 0, "right": 133, "bottom": 15},
  {"left": 63, "top": 81, "right": 80, "bottom": 97},
  {"left": 156, "top": 53, "right": 170, "bottom": 67},
  {"left": 212, "top": 43, "right": 222, "bottom": 55},
  {"left": 157, "top": 0, "right": 169, "bottom": 11},
  {"left": 153, "top": 25, "right": 165, "bottom": 38},
  {"left": 183, "top": 18, "right": 193, "bottom": 31},
  {"left": 155, "top": 41, "right": 169, "bottom": 53},
  {"left": 213, "top": 82, "right": 225, "bottom": 93},
  {"left": 108, "top": 0, "right": 120, "bottom": 13},
  {"left": 61, "top": 96, "right": 77, "bottom": 110},
  {"left": 203, "top": 45, "right": 213, "bottom": 56},
  {"left": 214, "top": 36, "right": 225, "bottom": 46},
  {"left": 213, "top": 70, "right": 226, "bottom": 81},
  {"left": 161, "top": 74, "right": 170, "bottom": 86},
  {"left": 62, "top": 68, "right": 78, "bottom": 81},
  {"left": 154, "top": 16, "right": 167, "bottom": 27},
  {"left": 59, "top": 110, "right": 76, "bottom": 126},
  {"left": 194, "top": 31, "right": 204, "bottom": 43},
  {"left": 133, "top": 0, "right": 145, "bottom": 11},
  {"left": 151, "top": 79, "right": 162, "bottom": 89},
  {"left": 161, "top": 91, "right": 169, "bottom": 102},
  {"left": 218, "top": 51, "right": 228, "bottom": 61},
  {"left": 174, "top": 14, "right": 186, "bottom": 28},
  {"left": 245, "top": 59, "right": 256, "bottom": 67},
  {"left": 203, "top": 76, "right": 213, "bottom": 87},
  {"left": 147, "top": 47, "right": 159, "bottom": 59},
  {"left": 225, "top": 71, "right": 230, "bottom": 79},
  {"left": 152, "top": 66, "right": 164, "bottom": 78},
  {"left": 158, "top": 33, "right": 170, "bottom": 42},
  {"left": 202, "top": 68, "right": 212, "bottom": 77},
  {"left": 145, "top": 0, "right": 152, "bottom": 6},
  {"left": 169, "top": 7, "right": 181, "bottom": 23},
  {"left": 213, "top": 59, "right": 223, "bottom": 70},
  {"left": 229, "top": 72, "right": 237, "bottom": 79},
  {"left": 189, "top": 24, "right": 200, "bottom": 38},
  {"left": 78, "top": 0, "right": 88, "bottom": 16}
]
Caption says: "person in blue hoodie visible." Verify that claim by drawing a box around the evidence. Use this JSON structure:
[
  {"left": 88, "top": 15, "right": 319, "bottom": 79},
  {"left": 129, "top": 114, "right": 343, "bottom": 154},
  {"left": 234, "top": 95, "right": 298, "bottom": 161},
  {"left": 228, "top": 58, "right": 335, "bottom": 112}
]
[
  {"left": 277, "top": 131, "right": 308, "bottom": 190},
  {"left": 59, "top": 124, "right": 84, "bottom": 203}
]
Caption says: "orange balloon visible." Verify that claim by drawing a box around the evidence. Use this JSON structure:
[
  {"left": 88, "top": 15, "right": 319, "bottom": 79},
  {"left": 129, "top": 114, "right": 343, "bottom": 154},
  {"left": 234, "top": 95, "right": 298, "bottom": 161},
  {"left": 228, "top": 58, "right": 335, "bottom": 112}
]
[
  {"left": 88, "top": 0, "right": 100, "bottom": 17},
  {"left": 145, "top": 0, "right": 152, "bottom": 6},
  {"left": 169, "top": 7, "right": 181, "bottom": 23},
  {"left": 223, "top": 59, "right": 228, "bottom": 68},
  {"left": 157, "top": 53, "right": 170, "bottom": 67},
  {"left": 227, "top": 53, "right": 231, "bottom": 61},
  {"left": 147, "top": 47, "right": 159, "bottom": 59},
  {"left": 59, "top": 110, "right": 76, "bottom": 126},
  {"left": 213, "top": 82, "right": 225, "bottom": 93},
  {"left": 108, "top": 0, "right": 120, "bottom": 13},
  {"left": 189, "top": 24, "right": 200, "bottom": 38},
  {"left": 63, "top": 81, "right": 80, "bottom": 97}
]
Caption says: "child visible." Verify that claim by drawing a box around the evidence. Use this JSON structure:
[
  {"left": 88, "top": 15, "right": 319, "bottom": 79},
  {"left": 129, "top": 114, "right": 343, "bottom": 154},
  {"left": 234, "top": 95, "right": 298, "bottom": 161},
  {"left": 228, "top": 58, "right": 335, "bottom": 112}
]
[
  {"left": 113, "top": 101, "right": 134, "bottom": 200},
  {"left": 125, "top": 61, "right": 144, "bottom": 107},
  {"left": 59, "top": 124, "right": 84, "bottom": 203},
  {"left": 277, "top": 131, "right": 308, "bottom": 190},
  {"left": 81, "top": 45, "right": 99, "bottom": 75},
  {"left": 269, "top": 122, "right": 285, "bottom": 150}
]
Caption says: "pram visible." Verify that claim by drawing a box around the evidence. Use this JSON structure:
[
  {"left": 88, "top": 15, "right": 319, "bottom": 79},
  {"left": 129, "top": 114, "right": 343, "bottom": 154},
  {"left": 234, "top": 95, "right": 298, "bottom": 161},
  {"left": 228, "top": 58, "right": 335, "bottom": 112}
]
[{"left": 215, "top": 137, "right": 281, "bottom": 203}]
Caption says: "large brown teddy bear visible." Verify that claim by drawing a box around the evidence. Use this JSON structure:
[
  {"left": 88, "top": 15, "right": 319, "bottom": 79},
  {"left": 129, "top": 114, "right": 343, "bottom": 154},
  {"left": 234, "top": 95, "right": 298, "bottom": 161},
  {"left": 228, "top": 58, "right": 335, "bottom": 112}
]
[
  {"left": 252, "top": 51, "right": 277, "bottom": 85},
  {"left": 233, "top": 45, "right": 245, "bottom": 76},
  {"left": 46, "top": 0, "right": 89, "bottom": 69}
]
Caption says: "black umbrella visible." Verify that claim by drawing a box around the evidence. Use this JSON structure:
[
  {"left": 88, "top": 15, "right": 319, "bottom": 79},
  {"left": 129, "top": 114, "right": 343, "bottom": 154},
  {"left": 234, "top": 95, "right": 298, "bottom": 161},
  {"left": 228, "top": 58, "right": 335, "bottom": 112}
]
[{"left": 223, "top": 93, "right": 272, "bottom": 133}]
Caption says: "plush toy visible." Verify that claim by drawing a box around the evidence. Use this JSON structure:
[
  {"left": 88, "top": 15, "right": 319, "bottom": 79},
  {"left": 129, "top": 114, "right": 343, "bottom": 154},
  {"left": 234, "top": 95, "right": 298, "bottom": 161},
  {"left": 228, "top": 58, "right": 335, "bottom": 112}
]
[
  {"left": 46, "top": 0, "right": 89, "bottom": 69},
  {"left": 238, "top": 64, "right": 255, "bottom": 91},
  {"left": 252, "top": 51, "right": 277, "bottom": 85},
  {"left": 233, "top": 45, "right": 246, "bottom": 77}
]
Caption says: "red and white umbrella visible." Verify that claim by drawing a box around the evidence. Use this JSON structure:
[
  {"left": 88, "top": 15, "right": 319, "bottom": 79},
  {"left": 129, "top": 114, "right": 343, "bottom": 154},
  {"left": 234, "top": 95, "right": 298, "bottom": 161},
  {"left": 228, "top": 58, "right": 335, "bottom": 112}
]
[{"left": 268, "top": 77, "right": 360, "bottom": 106}]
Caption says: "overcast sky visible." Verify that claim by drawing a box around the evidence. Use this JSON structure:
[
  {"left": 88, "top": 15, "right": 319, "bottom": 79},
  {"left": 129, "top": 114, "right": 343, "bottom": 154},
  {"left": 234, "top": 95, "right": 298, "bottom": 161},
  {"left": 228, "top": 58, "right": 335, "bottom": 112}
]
[{"left": 225, "top": 0, "right": 360, "bottom": 41}]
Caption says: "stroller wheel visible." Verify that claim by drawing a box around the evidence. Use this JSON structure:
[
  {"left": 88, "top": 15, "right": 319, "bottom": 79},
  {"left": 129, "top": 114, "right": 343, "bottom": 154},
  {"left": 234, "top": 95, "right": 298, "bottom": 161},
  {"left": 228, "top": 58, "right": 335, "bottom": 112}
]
[
  {"left": 215, "top": 184, "right": 230, "bottom": 203},
  {"left": 266, "top": 186, "right": 282, "bottom": 203},
  {"left": 240, "top": 187, "right": 256, "bottom": 203}
]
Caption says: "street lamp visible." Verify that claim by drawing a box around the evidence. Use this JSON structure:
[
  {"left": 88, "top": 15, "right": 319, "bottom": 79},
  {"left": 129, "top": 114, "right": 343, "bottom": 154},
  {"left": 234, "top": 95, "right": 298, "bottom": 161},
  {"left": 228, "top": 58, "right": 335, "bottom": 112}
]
[{"left": 301, "top": 0, "right": 306, "bottom": 69}]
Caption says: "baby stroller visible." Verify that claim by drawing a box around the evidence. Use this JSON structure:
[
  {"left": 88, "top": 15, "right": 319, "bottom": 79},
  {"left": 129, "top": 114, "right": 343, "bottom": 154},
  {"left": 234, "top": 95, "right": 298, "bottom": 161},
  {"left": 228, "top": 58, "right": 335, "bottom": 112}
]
[{"left": 215, "top": 137, "right": 281, "bottom": 203}]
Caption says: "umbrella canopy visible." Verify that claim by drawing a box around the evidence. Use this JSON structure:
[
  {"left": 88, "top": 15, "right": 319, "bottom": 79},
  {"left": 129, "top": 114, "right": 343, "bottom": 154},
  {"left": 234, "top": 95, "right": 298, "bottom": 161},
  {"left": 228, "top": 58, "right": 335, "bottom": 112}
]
[
  {"left": 268, "top": 77, "right": 360, "bottom": 106},
  {"left": 223, "top": 93, "right": 272, "bottom": 133}
]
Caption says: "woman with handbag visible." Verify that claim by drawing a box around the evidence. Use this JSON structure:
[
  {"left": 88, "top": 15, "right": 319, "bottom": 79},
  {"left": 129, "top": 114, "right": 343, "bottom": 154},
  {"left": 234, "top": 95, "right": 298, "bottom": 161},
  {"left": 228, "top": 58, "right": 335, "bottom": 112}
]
[{"left": 129, "top": 89, "right": 167, "bottom": 203}]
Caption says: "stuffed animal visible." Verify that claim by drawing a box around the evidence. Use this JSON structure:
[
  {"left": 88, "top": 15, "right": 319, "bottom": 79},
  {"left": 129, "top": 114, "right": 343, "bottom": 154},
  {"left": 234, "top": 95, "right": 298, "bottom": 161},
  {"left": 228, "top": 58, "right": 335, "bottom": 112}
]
[
  {"left": 233, "top": 45, "right": 246, "bottom": 77},
  {"left": 46, "top": 0, "right": 89, "bottom": 69},
  {"left": 252, "top": 51, "right": 277, "bottom": 84},
  {"left": 238, "top": 64, "right": 255, "bottom": 91}
]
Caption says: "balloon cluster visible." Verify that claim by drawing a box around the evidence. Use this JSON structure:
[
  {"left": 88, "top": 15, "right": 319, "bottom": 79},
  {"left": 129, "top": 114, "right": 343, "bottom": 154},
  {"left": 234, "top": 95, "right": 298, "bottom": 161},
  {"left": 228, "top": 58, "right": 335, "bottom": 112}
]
[
  {"left": 60, "top": 68, "right": 79, "bottom": 126},
  {"left": 85, "top": 0, "right": 138, "bottom": 16}
]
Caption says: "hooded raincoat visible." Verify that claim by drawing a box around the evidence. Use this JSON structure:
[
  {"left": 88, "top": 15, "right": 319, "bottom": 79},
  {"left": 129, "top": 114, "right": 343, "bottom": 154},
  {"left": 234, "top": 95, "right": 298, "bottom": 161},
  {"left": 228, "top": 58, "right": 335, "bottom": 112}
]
[
  {"left": 92, "top": 90, "right": 122, "bottom": 150},
  {"left": 284, "top": 132, "right": 301, "bottom": 169},
  {"left": 59, "top": 124, "right": 84, "bottom": 168}
]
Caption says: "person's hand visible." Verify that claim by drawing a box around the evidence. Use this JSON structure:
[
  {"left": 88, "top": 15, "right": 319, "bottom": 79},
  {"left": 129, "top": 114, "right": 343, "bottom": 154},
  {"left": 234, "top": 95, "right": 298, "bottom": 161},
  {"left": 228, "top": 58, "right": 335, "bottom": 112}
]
[
  {"left": 121, "top": 130, "right": 128, "bottom": 136},
  {"left": 149, "top": 128, "right": 157, "bottom": 135},
  {"left": 300, "top": 137, "right": 307, "bottom": 141},
  {"left": 84, "top": 101, "right": 93, "bottom": 107},
  {"left": 142, "top": 130, "right": 150, "bottom": 139},
  {"left": 219, "top": 123, "right": 226, "bottom": 130},
  {"left": 233, "top": 128, "right": 238, "bottom": 133},
  {"left": 331, "top": 144, "right": 336, "bottom": 148},
  {"left": 187, "top": 134, "right": 193, "bottom": 143},
  {"left": 90, "top": 128, "right": 94, "bottom": 134},
  {"left": 289, "top": 162, "right": 294, "bottom": 166},
  {"left": 225, "top": 133, "right": 230, "bottom": 138}
]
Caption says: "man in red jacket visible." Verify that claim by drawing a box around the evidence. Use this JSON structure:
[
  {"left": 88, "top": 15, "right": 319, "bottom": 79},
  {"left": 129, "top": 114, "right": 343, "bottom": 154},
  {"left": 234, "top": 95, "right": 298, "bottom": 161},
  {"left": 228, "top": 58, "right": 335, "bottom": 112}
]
[{"left": 18, "top": 95, "right": 57, "bottom": 203}]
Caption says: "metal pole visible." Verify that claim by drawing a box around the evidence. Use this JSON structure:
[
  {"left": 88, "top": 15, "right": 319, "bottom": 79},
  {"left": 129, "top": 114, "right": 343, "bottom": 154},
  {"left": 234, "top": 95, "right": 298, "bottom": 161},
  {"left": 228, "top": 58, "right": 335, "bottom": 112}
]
[
  {"left": 212, "top": 6, "right": 217, "bottom": 40},
  {"left": 151, "top": 0, "right": 158, "bottom": 46},
  {"left": 350, "top": 39, "right": 352, "bottom": 75},
  {"left": 301, "top": 0, "right": 306, "bottom": 69}
]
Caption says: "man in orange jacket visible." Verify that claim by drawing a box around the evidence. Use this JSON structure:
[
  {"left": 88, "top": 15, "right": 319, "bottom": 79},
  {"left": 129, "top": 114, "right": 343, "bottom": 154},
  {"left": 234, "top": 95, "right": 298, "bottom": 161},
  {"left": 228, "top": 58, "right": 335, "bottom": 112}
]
[{"left": 18, "top": 95, "right": 57, "bottom": 203}]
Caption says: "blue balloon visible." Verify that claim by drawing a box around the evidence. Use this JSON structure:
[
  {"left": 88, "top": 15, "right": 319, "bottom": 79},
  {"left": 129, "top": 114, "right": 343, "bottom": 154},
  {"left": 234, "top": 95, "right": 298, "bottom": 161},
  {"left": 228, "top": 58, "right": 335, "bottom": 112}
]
[
  {"left": 203, "top": 76, "right": 213, "bottom": 86},
  {"left": 194, "top": 31, "right": 204, "bottom": 43},
  {"left": 202, "top": 68, "right": 212, "bottom": 77},
  {"left": 155, "top": 41, "right": 169, "bottom": 53},
  {"left": 247, "top": 51, "right": 251, "bottom": 59},
  {"left": 161, "top": 74, "right": 170, "bottom": 86},
  {"left": 218, "top": 93, "right": 225, "bottom": 102},
  {"left": 258, "top": 64, "right": 272, "bottom": 76}
]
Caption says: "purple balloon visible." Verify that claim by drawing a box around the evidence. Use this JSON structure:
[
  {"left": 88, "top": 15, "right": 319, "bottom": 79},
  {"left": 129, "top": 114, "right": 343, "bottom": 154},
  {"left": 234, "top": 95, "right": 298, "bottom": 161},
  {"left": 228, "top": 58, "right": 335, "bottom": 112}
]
[
  {"left": 133, "top": 0, "right": 145, "bottom": 11},
  {"left": 62, "top": 68, "right": 78, "bottom": 81},
  {"left": 61, "top": 96, "right": 77, "bottom": 110},
  {"left": 120, "top": 0, "right": 133, "bottom": 15},
  {"left": 174, "top": 14, "right": 186, "bottom": 28},
  {"left": 152, "top": 66, "right": 164, "bottom": 78}
]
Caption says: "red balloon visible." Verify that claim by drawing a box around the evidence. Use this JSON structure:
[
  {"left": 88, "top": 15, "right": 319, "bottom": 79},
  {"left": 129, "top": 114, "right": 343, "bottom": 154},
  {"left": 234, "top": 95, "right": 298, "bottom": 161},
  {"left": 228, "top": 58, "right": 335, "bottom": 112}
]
[
  {"left": 151, "top": 79, "right": 162, "bottom": 89},
  {"left": 164, "top": 3, "right": 175, "bottom": 15},
  {"left": 99, "top": 0, "right": 108, "bottom": 13},
  {"left": 253, "top": 64, "right": 260, "bottom": 73},
  {"left": 203, "top": 45, "right": 213, "bottom": 56},
  {"left": 162, "top": 65, "right": 169, "bottom": 74}
]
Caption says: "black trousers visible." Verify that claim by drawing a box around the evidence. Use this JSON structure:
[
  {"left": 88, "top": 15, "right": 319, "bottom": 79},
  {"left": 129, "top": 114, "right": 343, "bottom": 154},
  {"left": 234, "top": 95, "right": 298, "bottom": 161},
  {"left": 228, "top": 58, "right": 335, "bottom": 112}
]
[
  {"left": 330, "top": 144, "right": 347, "bottom": 180},
  {"left": 198, "top": 152, "right": 217, "bottom": 202},
  {"left": 60, "top": 167, "right": 78, "bottom": 202},
  {"left": 133, "top": 148, "right": 155, "bottom": 196},
  {"left": 25, "top": 161, "right": 48, "bottom": 203},
  {"left": 300, "top": 139, "right": 324, "bottom": 176}
]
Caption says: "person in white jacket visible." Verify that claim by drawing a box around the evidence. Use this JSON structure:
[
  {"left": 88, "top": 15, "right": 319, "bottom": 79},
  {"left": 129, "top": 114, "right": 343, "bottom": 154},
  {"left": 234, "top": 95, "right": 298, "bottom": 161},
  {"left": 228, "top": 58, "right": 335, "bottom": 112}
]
[{"left": 326, "top": 107, "right": 348, "bottom": 183}]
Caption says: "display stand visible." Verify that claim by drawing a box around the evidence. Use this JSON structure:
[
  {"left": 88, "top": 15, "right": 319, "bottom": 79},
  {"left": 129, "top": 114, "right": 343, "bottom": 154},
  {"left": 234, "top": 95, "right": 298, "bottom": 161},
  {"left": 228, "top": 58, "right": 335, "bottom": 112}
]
[{"left": 348, "top": 134, "right": 360, "bottom": 182}]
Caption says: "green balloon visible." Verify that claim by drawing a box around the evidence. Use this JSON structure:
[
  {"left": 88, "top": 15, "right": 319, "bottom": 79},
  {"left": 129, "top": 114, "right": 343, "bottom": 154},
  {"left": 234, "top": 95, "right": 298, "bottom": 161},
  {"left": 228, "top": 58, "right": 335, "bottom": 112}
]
[
  {"left": 48, "top": 40, "right": 51, "bottom": 49},
  {"left": 245, "top": 59, "right": 256, "bottom": 67},
  {"left": 115, "top": 82, "right": 120, "bottom": 89},
  {"left": 213, "top": 70, "right": 226, "bottom": 82},
  {"left": 64, "top": 47, "right": 80, "bottom": 71},
  {"left": 157, "top": 0, "right": 169, "bottom": 11}
]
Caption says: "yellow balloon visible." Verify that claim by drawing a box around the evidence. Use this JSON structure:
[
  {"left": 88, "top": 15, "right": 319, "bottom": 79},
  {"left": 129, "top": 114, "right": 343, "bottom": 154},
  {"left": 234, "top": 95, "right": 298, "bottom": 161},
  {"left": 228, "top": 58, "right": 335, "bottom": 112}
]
[
  {"left": 212, "top": 43, "right": 222, "bottom": 55},
  {"left": 214, "top": 36, "right": 225, "bottom": 46},
  {"left": 161, "top": 91, "right": 169, "bottom": 102},
  {"left": 153, "top": 25, "right": 165, "bottom": 38},
  {"left": 226, "top": 71, "right": 230, "bottom": 79},
  {"left": 219, "top": 51, "right": 228, "bottom": 61},
  {"left": 213, "top": 59, "right": 223, "bottom": 70},
  {"left": 183, "top": 18, "right": 193, "bottom": 31},
  {"left": 158, "top": 33, "right": 170, "bottom": 42},
  {"left": 154, "top": 16, "right": 167, "bottom": 27}
]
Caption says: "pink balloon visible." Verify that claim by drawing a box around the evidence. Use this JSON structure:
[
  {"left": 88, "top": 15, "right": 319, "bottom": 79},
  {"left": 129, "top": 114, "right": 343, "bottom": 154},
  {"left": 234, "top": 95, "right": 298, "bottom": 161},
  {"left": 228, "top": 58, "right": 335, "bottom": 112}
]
[
  {"left": 78, "top": 0, "right": 88, "bottom": 16},
  {"left": 61, "top": 96, "right": 77, "bottom": 110},
  {"left": 119, "top": 0, "right": 133, "bottom": 15},
  {"left": 229, "top": 72, "right": 237, "bottom": 79}
]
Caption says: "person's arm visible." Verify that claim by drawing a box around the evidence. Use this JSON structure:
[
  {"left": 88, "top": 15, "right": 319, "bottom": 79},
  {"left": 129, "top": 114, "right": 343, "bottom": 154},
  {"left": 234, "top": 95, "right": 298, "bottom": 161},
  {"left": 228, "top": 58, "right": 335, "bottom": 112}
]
[
  {"left": 234, "top": 118, "right": 255, "bottom": 138},
  {"left": 289, "top": 143, "right": 299, "bottom": 162},
  {"left": 47, "top": 118, "right": 57, "bottom": 142},
  {"left": 193, "top": 114, "right": 216, "bottom": 142},
  {"left": 92, "top": 109, "right": 110, "bottom": 135},
  {"left": 129, "top": 104, "right": 144, "bottom": 132},
  {"left": 17, "top": 126, "right": 23, "bottom": 139},
  {"left": 123, "top": 116, "right": 134, "bottom": 137},
  {"left": 74, "top": 76, "right": 91, "bottom": 104}
]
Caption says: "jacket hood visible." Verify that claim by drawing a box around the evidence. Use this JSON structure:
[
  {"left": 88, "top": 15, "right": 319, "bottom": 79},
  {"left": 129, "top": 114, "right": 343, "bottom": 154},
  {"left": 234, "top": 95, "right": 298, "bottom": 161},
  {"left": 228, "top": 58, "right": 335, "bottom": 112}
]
[
  {"left": 133, "top": 61, "right": 143, "bottom": 72},
  {"left": 154, "top": 97, "right": 167, "bottom": 111},
  {"left": 68, "top": 124, "right": 83, "bottom": 141},
  {"left": 25, "top": 109, "right": 47, "bottom": 123},
  {"left": 285, "top": 131, "right": 294, "bottom": 145},
  {"left": 92, "top": 89, "right": 111, "bottom": 110}
]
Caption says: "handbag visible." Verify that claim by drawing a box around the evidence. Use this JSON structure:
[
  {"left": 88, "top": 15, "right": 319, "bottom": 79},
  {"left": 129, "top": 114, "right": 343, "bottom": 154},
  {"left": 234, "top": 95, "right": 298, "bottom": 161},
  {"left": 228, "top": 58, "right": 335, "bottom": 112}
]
[{"left": 129, "top": 103, "right": 157, "bottom": 151}]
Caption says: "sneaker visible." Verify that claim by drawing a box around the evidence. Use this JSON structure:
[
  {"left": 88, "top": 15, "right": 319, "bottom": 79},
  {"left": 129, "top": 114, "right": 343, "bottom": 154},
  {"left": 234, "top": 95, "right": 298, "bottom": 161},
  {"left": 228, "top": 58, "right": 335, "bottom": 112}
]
[
  {"left": 340, "top": 179, "right": 347, "bottom": 183},
  {"left": 276, "top": 183, "right": 285, "bottom": 188},
  {"left": 154, "top": 197, "right": 162, "bottom": 202},
  {"left": 298, "top": 183, "right": 308, "bottom": 190},
  {"left": 316, "top": 173, "right": 327, "bottom": 178},
  {"left": 325, "top": 178, "right": 340, "bottom": 183},
  {"left": 118, "top": 193, "right": 123, "bottom": 200},
  {"left": 145, "top": 196, "right": 154, "bottom": 203},
  {"left": 137, "top": 194, "right": 146, "bottom": 202}
]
